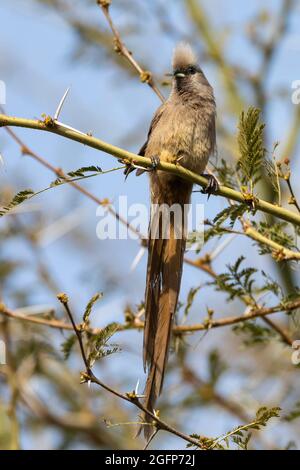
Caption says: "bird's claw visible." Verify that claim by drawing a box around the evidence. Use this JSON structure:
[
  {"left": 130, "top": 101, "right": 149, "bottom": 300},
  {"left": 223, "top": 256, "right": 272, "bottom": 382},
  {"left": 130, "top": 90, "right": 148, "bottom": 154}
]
[
  {"left": 122, "top": 163, "right": 135, "bottom": 180},
  {"left": 150, "top": 156, "right": 160, "bottom": 170},
  {"left": 119, "top": 159, "right": 144, "bottom": 180},
  {"left": 201, "top": 173, "right": 219, "bottom": 199},
  {"left": 119, "top": 156, "right": 160, "bottom": 180}
]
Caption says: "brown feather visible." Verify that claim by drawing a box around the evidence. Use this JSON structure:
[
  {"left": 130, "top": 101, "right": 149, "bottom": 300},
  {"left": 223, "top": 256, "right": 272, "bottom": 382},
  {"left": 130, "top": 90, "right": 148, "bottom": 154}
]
[
  {"left": 137, "top": 43, "right": 216, "bottom": 441},
  {"left": 139, "top": 181, "right": 191, "bottom": 440}
]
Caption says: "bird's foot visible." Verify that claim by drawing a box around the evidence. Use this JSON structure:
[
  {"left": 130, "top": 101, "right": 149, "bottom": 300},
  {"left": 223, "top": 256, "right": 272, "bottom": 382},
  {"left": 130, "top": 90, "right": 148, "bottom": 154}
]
[
  {"left": 150, "top": 155, "right": 160, "bottom": 170},
  {"left": 120, "top": 156, "right": 160, "bottom": 179},
  {"left": 121, "top": 161, "right": 135, "bottom": 180},
  {"left": 118, "top": 159, "right": 146, "bottom": 180},
  {"left": 201, "top": 173, "right": 219, "bottom": 199}
]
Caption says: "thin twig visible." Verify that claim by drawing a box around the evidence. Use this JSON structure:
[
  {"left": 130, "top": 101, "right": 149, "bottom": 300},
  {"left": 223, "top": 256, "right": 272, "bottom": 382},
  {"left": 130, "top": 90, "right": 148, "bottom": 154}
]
[
  {"left": 286, "top": 175, "right": 300, "bottom": 214},
  {"left": 57, "top": 293, "right": 91, "bottom": 372},
  {"left": 241, "top": 219, "right": 300, "bottom": 261},
  {"left": 97, "top": 1, "right": 165, "bottom": 102},
  {"left": 56, "top": 292, "right": 207, "bottom": 449},
  {"left": 1, "top": 298, "right": 300, "bottom": 336},
  {"left": 0, "top": 105, "right": 141, "bottom": 240},
  {"left": 262, "top": 316, "right": 293, "bottom": 346}
]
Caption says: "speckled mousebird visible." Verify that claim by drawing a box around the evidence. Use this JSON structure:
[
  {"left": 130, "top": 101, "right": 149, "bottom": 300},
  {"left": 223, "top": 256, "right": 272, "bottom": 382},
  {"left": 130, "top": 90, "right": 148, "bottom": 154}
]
[{"left": 126, "top": 43, "right": 217, "bottom": 439}]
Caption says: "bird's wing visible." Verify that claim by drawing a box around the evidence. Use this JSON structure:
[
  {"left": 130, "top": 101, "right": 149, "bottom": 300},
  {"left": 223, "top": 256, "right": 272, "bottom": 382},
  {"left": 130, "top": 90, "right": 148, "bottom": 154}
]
[
  {"left": 139, "top": 104, "right": 165, "bottom": 156},
  {"left": 123, "top": 104, "right": 165, "bottom": 178},
  {"left": 135, "top": 105, "right": 165, "bottom": 176}
]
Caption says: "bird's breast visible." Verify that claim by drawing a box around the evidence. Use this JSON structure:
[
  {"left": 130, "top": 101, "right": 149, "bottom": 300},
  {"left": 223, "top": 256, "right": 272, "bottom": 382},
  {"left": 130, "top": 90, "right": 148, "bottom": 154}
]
[{"left": 146, "top": 106, "right": 215, "bottom": 175}]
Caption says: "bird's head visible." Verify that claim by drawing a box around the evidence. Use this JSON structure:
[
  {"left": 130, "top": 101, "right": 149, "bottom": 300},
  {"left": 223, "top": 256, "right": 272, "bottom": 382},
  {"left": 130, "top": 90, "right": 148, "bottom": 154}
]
[{"left": 171, "top": 43, "right": 211, "bottom": 95}]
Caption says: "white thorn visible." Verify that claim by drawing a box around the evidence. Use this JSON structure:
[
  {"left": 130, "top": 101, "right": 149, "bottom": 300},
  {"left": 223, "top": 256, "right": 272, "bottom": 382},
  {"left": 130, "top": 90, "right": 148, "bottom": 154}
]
[
  {"left": 210, "top": 233, "right": 237, "bottom": 261},
  {"left": 136, "top": 307, "right": 145, "bottom": 320},
  {"left": 88, "top": 380, "right": 91, "bottom": 389},
  {"left": 130, "top": 247, "right": 146, "bottom": 272},
  {"left": 55, "top": 120, "right": 88, "bottom": 136},
  {"left": 54, "top": 87, "right": 70, "bottom": 121},
  {"left": 135, "top": 379, "right": 140, "bottom": 395}
]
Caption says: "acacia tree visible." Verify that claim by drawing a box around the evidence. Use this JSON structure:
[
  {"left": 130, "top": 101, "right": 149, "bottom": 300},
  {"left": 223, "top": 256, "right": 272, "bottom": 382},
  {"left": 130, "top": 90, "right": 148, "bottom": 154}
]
[{"left": 0, "top": 0, "right": 300, "bottom": 450}]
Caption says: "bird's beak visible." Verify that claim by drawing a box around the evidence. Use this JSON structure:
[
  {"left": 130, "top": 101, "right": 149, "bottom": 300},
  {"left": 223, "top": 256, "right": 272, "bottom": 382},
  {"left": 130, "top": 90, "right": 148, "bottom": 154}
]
[{"left": 174, "top": 72, "right": 186, "bottom": 78}]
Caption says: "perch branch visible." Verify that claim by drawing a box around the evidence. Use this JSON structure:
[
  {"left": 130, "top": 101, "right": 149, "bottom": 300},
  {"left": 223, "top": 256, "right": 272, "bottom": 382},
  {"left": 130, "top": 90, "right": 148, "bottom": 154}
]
[{"left": 1, "top": 114, "right": 300, "bottom": 227}]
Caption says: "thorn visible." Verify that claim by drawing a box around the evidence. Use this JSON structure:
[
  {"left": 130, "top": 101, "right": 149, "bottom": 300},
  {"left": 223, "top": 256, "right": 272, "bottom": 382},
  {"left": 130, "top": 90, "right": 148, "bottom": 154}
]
[
  {"left": 210, "top": 233, "right": 237, "bottom": 261},
  {"left": 135, "top": 379, "right": 140, "bottom": 395},
  {"left": 143, "top": 428, "right": 159, "bottom": 450},
  {"left": 54, "top": 87, "right": 70, "bottom": 121},
  {"left": 54, "top": 120, "right": 87, "bottom": 136},
  {"left": 136, "top": 306, "right": 145, "bottom": 320},
  {"left": 53, "top": 88, "right": 88, "bottom": 136},
  {"left": 88, "top": 380, "right": 91, "bottom": 389},
  {"left": 130, "top": 247, "right": 146, "bottom": 272}
]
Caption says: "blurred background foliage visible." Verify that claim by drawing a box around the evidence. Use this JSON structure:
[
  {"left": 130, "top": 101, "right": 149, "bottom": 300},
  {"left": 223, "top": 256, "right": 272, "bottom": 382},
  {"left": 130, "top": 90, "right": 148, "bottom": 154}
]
[{"left": 0, "top": 0, "right": 300, "bottom": 449}]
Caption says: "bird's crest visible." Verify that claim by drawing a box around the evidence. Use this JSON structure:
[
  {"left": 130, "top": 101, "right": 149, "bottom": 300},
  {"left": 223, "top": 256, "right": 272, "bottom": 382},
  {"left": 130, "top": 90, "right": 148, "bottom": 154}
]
[{"left": 172, "top": 43, "right": 197, "bottom": 70}]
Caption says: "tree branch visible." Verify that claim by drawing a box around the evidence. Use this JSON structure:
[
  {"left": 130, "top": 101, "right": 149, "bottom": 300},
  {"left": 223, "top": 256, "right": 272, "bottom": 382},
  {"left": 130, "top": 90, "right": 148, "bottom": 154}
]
[
  {"left": 1, "top": 113, "right": 300, "bottom": 227},
  {"left": 1, "top": 298, "right": 299, "bottom": 336},
  {"left": 56, "top": 292, "right": 207, "bottom": 449},
  {"left": 241, "top": 220, "right": 300, "bottom": 261},
  {"left": 0, "top": 106, "right": 216, "bottom": 274}
]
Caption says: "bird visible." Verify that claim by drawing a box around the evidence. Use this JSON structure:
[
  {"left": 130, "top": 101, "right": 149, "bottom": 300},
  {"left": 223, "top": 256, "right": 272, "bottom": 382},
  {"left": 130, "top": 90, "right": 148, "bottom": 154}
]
[{"left": 126, "top": 43, "right": 217, "bottom": 440}]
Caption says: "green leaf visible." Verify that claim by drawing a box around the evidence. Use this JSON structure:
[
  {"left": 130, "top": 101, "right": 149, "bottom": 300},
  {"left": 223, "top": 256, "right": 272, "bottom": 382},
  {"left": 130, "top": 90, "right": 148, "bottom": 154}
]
[
  {"left": 61, "top": 334, "right": 76, "bottom": 360},
  {"left": 237, "top": 107, "right": 266, "bottom": 186},
  {"left": 233, "top": 321, "right": 276, "bottom": 346},
  {"left": 252, "top": 221, "right": 297, "bottom": 255},
  {"left": 83, "top": 292, "right": 103, "bottom": 326},
  {"left": 255, "top": 406, "right": 281, "bottom": 425},
  {"left": 215, "top": 158, "right": 238, "bottom": 189},
  {"left": 206, "top": 406, "right": 280, "bottom": 450},
  {"left": 183, "top": 286, "right": 201, "bottom": 319},
  {"left": 263, "top": 142, "right": 280, "bottom": 201},
  {"left": 213, "top": 203, "right": 248, "bottom": 228},
  {"left": 208, "top": 349, "right": 227, "bottom": 386},
  {"left": 87, "top": 322, "right": 120, "bottom": 367},
  {"left": 208, "top": 256, "right": 257, "bottom": 302},
  {"left": 68, "top": 165, "right": 102, "bottom": 178},
  {"left": 51, "top": 165, "right": 102, "bottom": 187},
  {"left": 0, "top": 189, "right": 35, "bottom": 216}
]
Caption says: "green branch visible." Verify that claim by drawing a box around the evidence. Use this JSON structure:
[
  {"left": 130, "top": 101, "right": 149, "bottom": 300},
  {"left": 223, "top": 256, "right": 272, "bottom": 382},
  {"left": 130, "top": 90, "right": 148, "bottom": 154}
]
[{"left": 1, "top": 113, "right": 300, "bottom": 227}]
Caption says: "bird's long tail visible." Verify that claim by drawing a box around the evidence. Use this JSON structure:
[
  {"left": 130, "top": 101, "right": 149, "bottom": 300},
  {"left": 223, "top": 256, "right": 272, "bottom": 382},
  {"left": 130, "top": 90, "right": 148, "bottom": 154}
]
[{"left": 138, "top": 181, "right": 191, "bottom": 440}]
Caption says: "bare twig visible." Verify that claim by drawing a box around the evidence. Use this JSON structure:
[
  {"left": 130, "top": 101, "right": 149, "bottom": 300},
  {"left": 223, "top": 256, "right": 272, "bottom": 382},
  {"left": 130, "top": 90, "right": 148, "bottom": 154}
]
[
  {"left": 56, "top": 292, "right": 207, "bottom": 449},
  {"left": 57, "top": 293, "right": 91, "bottom": 372},
  {"left": 262, "top": 316, "right": 293, "bottom": 346},
  {"left": 97, "top": 1, "right": 165, "bottom": 102},
  {"left": 286, "top": 175, "right": 300, "bottom": 214},
  {"left": 0, "top": 105, "right": 140, "bottom": 240},
  {"left": 1, "top": 298, "right": 300, "bottom": 336}
]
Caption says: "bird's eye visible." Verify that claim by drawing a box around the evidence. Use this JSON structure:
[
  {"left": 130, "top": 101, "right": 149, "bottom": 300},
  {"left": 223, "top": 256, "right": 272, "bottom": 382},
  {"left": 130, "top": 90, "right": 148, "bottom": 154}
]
[{"left": 188, "top": 66, "right": 197, "bottom": 74}]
